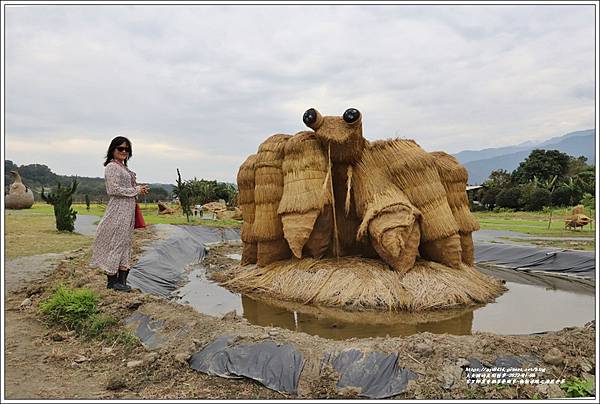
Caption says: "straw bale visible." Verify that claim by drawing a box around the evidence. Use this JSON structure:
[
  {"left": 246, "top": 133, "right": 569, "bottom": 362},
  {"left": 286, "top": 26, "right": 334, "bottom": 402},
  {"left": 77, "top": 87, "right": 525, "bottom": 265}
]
[
  {"left": 256, "top": 239, "right": 291, "bottom": 267},
  {"left": 367, "top": 205, "right": 421, "bottom": 274},
  {"left": 255, "top": 134, "right": 290, "bottom": 165},
  {"left": 419, "top": 234, "right": 462, "bottom": 269},
  {"left": 429, "top": 151, "right": 469, "bottom": 183},
  {"left": 253, "top": 202, "right": 284, "bottom": 240},
  {"left": 459, "top": 231, "right": 475, "bottom": 266},
  {"left": 252, "top": 134, "right": 290, "bottom": 241},
  {"left": 315, "top": 116, "right": 366, "bottom": 164},
  {"left": 281, "top": 210, "right": 320, "bottom": 258},
  {"left": 430, "top": 151, "right": 479, "bottom": 233},
  {"left": 278, "top": 131, "right": 331, "bottom": 214},
  {"left": 304, "top": 204, "right": 333, "bottom": 258},
  {"left": 572, "top": 205, "right": 585, "bottom": 215},
  {"left": 356, "top": 139, "right": 459, "bottom": 242},
  {"left": 241, "top": 242, "right": 257, "bottom": 266},
  {"left": 237, "top": 154, "right": 257, "bottom": 205},
  {"left": 221, "top": 257, "right": 506, "bottom": 311}
]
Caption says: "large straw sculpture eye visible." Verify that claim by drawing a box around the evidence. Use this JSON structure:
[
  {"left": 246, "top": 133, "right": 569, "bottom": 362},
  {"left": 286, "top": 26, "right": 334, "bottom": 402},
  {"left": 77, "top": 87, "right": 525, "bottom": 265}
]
[
  {"left": 343, "top": 108, "right": 360, "bottom": 123},
  {"left": 303, "top": 108, "right": 318, "bottom": 126}
]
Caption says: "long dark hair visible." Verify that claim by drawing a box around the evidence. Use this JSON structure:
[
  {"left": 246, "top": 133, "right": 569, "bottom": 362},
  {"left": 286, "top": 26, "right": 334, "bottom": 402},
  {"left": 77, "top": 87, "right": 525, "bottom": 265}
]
[{"left": 103, "top": 136, "right": 133, "bottom": 167}]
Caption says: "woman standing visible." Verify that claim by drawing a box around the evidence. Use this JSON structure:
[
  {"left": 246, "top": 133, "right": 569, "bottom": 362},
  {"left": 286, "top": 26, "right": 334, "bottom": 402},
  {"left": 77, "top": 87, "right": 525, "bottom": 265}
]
[{"left": 90, "top": 137, "right": 149, "bottom": 292}]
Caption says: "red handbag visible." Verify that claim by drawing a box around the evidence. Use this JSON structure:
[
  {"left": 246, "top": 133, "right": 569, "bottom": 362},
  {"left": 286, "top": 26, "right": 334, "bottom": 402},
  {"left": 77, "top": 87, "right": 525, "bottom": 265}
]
[{"left": 134, "top": 203, "right": 146, "bottom": 229}]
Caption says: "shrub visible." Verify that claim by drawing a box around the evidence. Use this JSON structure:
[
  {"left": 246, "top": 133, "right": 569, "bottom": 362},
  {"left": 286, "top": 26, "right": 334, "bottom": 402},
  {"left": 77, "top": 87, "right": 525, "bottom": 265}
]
[
  {"left": 523, "top": 187, "right": 551, "bottom": 211},
  {"left": 495, "top": 187, "right": 522, "bottom": 209},
  {"left": 560, "top": 377, "right": 594, "bottom": 397},
  {"left": 41, "top": 179, "right": 78, "bottom": 232},
  {"left": 580, "top": 193, "right": 595, "bottom": 209},
  {"left": 551, "top": 186, "right": 572, "bottom": 207}
]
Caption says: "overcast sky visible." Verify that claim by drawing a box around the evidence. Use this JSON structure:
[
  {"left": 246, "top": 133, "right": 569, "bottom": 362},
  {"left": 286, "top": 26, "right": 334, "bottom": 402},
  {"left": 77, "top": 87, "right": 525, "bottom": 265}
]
[{"left": 3, "top": 4, "right": 596, "bottom": 184}]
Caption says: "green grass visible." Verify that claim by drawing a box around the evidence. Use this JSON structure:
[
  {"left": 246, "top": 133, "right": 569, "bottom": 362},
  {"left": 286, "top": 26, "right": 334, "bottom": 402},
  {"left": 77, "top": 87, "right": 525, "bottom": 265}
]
[
  {"left": 560, "top": 377, "right": 594, "bottom": 397},
  {"left": 38, "top": 285, "right": 103, "bottom": 334},
  {"left": 38, "top": 284, "right": 139, "bottom": 349},
  {"left": 474, "top": 208, "right": 595, "bottom": 237},
  {"left": 505, "top": 237, "right": 595, "bottom": 251}
]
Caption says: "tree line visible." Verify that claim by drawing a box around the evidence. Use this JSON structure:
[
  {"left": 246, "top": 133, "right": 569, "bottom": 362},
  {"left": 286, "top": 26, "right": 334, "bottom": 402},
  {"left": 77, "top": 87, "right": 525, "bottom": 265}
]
[
  {"left": 4, "top": 160, "right": 173, "bottom": 204},
  {"left": 173, "top": 168, "right": 238, "bottom": 221},
  {"left": 474, "top": 149, "right": 595, "bottom": 211}
]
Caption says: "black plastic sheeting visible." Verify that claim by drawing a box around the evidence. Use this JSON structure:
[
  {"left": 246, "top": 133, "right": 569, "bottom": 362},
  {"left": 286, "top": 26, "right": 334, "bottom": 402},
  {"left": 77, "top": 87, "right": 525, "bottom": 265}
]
[
  {"left": 124, "top": 311, "right": 166, "bottom": 350},
  {"left": 128, "top": 225, "right": 240, "bottom": 297},
  {"left": 474, "top": 242, "right": 595, "bottom": 279},
  {"left": 323, "top": 349, "right": 417, "bottom": 399},
  {"left": 189, "top": 336, "right": 305, "bottom": 395}
]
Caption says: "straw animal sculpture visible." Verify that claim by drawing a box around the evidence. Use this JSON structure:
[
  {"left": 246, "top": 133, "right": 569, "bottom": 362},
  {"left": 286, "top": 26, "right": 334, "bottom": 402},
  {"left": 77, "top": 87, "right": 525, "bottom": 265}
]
[
  {"left": 5, "top": 170, "right": 34, "bottom": 209},
  {"left": 232, "top": 108, "right": 502, "bottom": 310}
]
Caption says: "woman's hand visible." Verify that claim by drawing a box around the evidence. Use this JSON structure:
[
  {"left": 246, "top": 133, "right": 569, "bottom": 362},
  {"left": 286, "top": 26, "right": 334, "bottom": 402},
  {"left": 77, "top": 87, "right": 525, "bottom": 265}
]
[{"left": 139, "top": 185, "right": 150, "bottom": 195}]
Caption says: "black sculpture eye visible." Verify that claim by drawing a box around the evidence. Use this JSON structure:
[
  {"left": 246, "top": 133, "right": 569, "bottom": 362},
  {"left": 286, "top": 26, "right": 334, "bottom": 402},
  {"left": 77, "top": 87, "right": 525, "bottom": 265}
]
[
  {"left": 303, "top": 108, "right": 318, "bottom": 126},
  {"left": 343, "top": 108, "right": 360, "bottom": 123}
]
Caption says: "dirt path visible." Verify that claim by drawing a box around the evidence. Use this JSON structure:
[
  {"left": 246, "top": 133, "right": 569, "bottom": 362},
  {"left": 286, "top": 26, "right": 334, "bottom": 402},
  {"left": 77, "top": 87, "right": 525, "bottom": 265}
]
[
  {"left": 5, "top": 253, "right": 69, "bottom": 293},
  {"left": 3, "top": 225, "right": 596, "bottom": 400},
  {"left": 4, "top": 249, "right": 111, "bottom": 399}
]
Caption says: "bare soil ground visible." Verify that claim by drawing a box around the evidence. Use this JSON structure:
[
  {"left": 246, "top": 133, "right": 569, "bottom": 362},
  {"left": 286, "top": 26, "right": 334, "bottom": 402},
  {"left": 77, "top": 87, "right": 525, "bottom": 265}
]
[{"left": 3, "top": 225, "right": 596, "bottom": 400}]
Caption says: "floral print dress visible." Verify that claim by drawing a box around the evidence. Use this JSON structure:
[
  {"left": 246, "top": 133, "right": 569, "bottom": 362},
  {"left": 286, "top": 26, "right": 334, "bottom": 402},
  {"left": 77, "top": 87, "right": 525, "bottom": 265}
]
[{"left": 90, "top": 160, "right": 141, "bottom": 275}]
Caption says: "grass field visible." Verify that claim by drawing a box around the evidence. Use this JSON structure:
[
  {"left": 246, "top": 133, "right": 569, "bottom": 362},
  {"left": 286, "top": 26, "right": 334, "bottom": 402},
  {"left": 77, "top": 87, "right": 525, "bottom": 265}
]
[
  {"left": 4, "top": 209, "right": 93, "bottom": 259},
  {"left": 473, "top": 208, "right": 596, "bottom": 237},
  {"left": 4, "top": 202, "right": 240, "bottom": 259},
  {"left": 26, "top": 202, "right": 242, "bottom": 227}
]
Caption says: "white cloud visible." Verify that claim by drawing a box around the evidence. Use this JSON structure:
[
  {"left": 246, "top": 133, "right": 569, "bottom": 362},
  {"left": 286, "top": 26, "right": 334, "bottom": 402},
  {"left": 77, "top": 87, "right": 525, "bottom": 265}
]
[{"left": 3, "top": 4, "right": 595, "bottom": 182}]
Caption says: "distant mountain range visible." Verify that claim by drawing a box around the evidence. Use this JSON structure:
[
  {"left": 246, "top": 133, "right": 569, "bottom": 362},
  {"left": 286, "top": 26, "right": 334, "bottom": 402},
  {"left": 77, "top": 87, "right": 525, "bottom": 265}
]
[{"left": 452, "top": 129, "right": 596, "bottom": 184}]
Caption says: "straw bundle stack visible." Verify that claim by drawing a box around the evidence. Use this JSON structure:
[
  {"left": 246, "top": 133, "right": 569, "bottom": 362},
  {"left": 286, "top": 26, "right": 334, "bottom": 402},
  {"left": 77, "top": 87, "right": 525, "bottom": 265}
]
[
  {"left": 237, "top": 154, "right": 258, "bottom": 265},
  {"left": 353, "top": 149, "right": 422, "bottom": 273},
  {"left": 572, "top": 205, "right": 585, "bottom": 215},
  {"left": 278, "top": 131, "right": 333, "bottom": 258},
  {"left": 357, "top": 139, "right": 462, "bottom": 268},
  {"left": 430, "top": 151, "right": 480, "bottom": 265},
  {"left": 221, "top": 257, "right": 505, "bottom": 311},
  {"left": 315, "top": 116, "right": 366, "bottom": 164},
  {"left": 252, "top": 134, "right": 292, "bottom": 266}
]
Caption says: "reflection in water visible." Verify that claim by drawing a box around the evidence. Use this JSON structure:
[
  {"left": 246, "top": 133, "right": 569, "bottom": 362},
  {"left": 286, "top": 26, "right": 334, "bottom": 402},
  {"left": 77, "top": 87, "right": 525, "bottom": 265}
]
[
  {"left": 241, "top": 295, "right": 474, "bottom": 340},
  {"left": 177, "top": 264, "right": 595, "bottom": 340}
]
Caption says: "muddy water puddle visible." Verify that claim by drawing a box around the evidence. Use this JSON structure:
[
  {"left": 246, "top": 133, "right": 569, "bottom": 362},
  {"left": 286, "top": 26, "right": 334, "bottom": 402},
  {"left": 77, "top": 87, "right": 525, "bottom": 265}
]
[{"left": 174, "top": 264, "right": 595, "bottom": 340}]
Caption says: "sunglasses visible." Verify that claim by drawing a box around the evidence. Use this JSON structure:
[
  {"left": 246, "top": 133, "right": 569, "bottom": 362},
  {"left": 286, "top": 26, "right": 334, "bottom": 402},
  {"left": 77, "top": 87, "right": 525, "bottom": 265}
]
[{"left": 116, "top": 146, "right": 130, "bottom": 153}]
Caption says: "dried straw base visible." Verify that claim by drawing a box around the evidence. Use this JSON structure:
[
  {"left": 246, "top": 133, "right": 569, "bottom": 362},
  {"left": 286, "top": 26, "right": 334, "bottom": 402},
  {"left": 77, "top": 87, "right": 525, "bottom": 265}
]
[{"left": 220, "top": 257, "right": 506, "bottom": 312}]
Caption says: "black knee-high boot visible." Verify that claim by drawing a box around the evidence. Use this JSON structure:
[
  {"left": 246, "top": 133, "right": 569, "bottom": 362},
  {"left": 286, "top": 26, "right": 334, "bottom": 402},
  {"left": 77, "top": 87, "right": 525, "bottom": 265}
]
[
  {"left": 107, "top": 273, "right": 130, "bottom": 292},
  {"left": 117, "top": 270, "right": 132, "bottom": 292}
]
